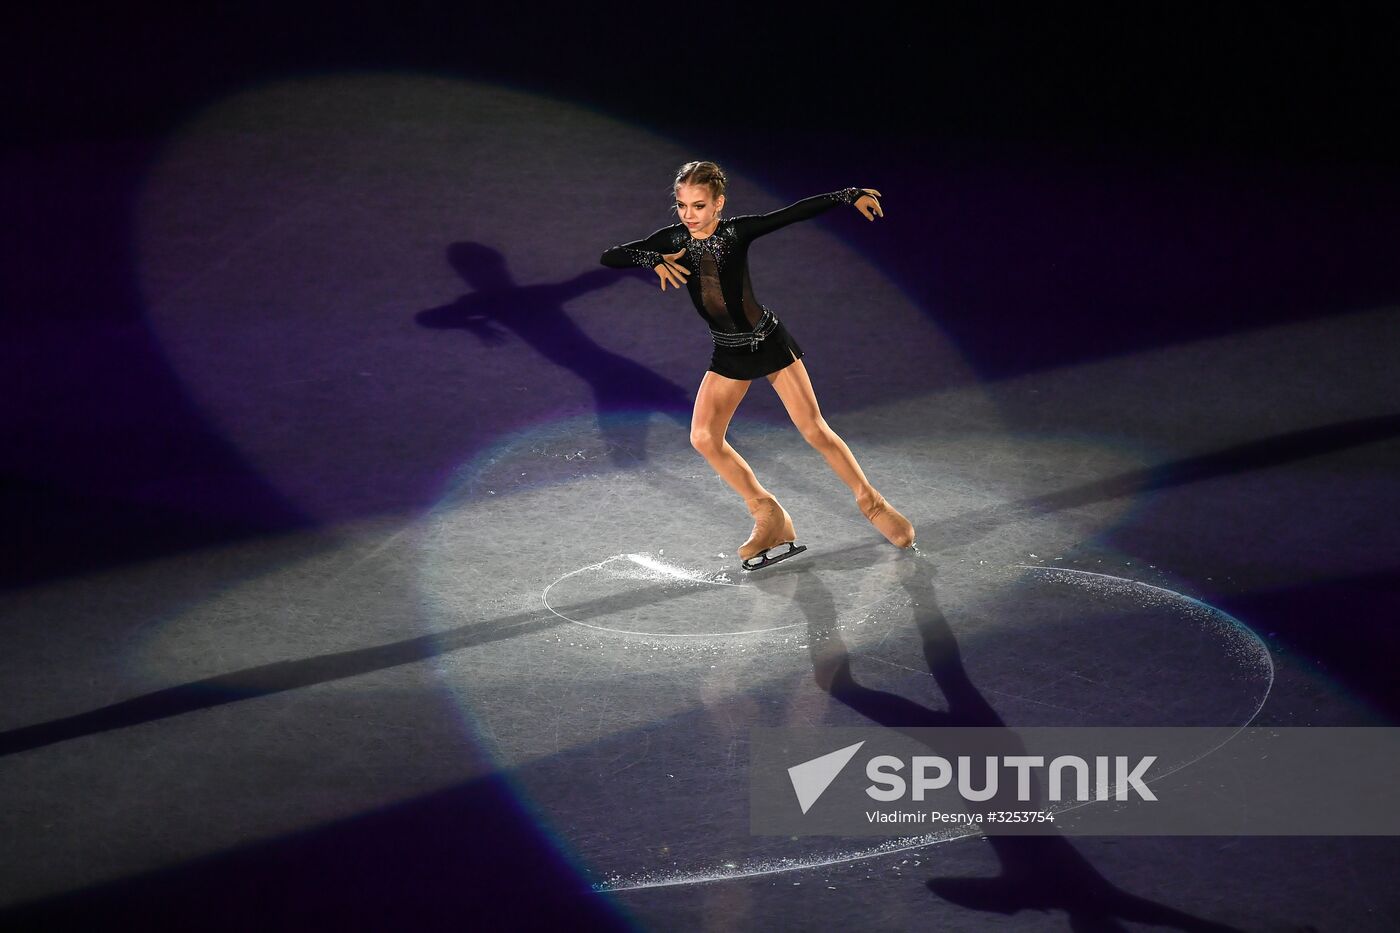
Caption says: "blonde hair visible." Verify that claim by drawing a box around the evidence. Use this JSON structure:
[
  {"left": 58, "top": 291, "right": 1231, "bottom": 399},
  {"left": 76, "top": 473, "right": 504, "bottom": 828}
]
[{"left": 672, "top": 160, "right": 727, "bottom": 212}]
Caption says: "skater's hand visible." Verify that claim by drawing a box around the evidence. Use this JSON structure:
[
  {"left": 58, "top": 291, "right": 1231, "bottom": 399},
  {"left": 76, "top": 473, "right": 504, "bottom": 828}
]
[
  {"left": 655, "top": 248, "right": 690, "bottom": 291},
  {"left": 854, "top": 188, "right": 883, "bottom": 221}
]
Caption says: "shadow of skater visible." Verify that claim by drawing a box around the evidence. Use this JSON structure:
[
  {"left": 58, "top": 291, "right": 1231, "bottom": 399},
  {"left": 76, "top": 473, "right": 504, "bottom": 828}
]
[
  {"left": 794, "top": 553, "right": 1243, "bottom": 933},
  {"left": 415, "top": 241, "right": 692, "bottom": 466}
]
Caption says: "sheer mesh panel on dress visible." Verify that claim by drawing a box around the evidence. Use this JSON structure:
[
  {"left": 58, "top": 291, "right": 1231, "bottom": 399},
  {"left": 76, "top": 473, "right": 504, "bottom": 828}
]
[
  {"left": 740, "top": 267, "right": 766, "bottom": 328},
  {"left": 697, "top": 255, "right": 731, "bottom": 329}
]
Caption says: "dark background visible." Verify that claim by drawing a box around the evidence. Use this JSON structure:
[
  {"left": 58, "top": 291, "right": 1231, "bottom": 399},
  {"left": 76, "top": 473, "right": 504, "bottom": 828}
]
[{"left": 9, "top": 4, "right": 1400, "bottom": 158}]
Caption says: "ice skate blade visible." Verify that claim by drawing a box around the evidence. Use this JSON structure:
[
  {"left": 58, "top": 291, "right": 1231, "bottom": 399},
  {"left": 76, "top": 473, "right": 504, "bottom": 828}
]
[{"left": 741, "top": 542, "right": 807, "bottom": 572}]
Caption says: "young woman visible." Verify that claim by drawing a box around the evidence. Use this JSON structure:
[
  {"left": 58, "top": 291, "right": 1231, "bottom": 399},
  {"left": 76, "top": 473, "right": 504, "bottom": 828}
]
[{"left": 600, "top": 161, "right": 915, "bottom": 570}]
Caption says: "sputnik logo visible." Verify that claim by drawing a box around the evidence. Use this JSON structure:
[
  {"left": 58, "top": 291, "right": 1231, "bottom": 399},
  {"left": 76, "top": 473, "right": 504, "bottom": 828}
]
[{"left": 787, "top": 741, "right": 864, "bottom": 814}]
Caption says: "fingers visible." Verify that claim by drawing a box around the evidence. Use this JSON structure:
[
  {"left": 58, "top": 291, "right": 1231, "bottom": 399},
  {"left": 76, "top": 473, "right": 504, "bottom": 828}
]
[
  {"left": 658, "top": 265, "right": 688, "bottom": 290},
  {"left": 656, "top": 250, "right": 693, "bottom": 290},
  {"left": 860, "top": 190, "right": 884, "bottom": 220}
]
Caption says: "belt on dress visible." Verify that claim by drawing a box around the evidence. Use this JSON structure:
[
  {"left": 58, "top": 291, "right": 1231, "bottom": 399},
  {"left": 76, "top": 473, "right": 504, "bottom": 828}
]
[{"left": 710, "top": 307, "right": 778, "bottom": 352}]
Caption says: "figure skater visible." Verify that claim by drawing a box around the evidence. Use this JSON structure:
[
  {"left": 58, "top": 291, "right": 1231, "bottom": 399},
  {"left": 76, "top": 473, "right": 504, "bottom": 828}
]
[{"left": 600, "top": 161, "right": 915, "bottom": 570}]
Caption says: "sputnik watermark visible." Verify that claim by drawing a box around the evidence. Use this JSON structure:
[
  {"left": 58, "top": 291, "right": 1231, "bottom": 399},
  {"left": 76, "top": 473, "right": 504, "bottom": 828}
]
[
  {"left": 864, "top": 753, "right": 1156, "bottom": 803},
  {"left": 789, "top": 741, "right": 1152, "bottom": 830},
  {"left": 752, "top": 727, "right": 1400, "bottom": 836},
  {"left": 866, "top": 810, "right": 1053, "bottom": 825}
]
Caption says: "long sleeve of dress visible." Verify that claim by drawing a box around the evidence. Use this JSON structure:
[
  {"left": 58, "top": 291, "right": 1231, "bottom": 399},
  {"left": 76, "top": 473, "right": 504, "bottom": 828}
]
[
  {"left": 600, "top": 225, "right": 676, "bottom": 270},
  {"left": 731, "top": 188, "right": 866, "bottom": 241}
]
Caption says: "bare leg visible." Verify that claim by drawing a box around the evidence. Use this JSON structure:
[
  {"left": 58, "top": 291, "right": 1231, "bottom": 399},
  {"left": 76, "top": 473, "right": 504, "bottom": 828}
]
[
  {"left": 768, "top": 358, "right": 915, "bottom": 547},
  {"left": 691, "top": 370, "right": 768, "bottom": 500},
  {"left": 765, "top": 359, "right": 874, "bottom": 497}
]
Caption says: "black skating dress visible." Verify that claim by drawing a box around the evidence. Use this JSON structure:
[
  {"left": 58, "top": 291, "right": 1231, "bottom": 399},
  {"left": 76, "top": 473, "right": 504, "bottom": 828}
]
[{"left": 600, "top": 188, "right": 867, "bottom": 380}]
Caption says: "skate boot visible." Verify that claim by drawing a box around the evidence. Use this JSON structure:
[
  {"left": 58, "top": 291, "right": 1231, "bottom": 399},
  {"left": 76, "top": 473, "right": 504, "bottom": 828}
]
[
  {"left": 856, "top": 487, "right": 915, "bottom": 548},
  {"left": 738, "top": 496, "right": 806, "bottom": 571}
]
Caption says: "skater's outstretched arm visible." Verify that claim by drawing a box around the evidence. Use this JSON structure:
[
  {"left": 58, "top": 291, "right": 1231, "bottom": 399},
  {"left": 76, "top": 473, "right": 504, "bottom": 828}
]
[
  {"left": 600, "top": 225, "right": 691, "bottom": 290},
  {"left": 731, "top": 188, "right": 883, "bottom": 241}
]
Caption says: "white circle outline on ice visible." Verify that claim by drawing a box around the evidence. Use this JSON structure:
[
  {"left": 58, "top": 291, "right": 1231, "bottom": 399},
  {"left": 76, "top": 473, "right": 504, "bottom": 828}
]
[{"left": 587, "top": 563, "right": 1275, "bottom": 892}]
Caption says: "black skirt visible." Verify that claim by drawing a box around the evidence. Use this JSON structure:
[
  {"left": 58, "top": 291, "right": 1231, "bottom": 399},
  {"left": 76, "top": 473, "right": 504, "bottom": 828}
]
[{"left": 707, "top": 317, "right": 805, "bottom": 381}]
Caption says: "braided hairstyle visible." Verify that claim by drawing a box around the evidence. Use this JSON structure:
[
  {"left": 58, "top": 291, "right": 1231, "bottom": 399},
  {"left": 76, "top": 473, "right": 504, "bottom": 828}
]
[{"left": 671, "top": 161, "right": 728, "bottom": 217}]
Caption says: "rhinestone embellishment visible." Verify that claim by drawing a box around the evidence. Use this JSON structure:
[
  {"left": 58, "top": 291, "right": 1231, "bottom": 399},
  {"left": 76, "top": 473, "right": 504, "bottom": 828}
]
[{"left": 685, "top": 219, "right": 734, "bottom": 268}]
